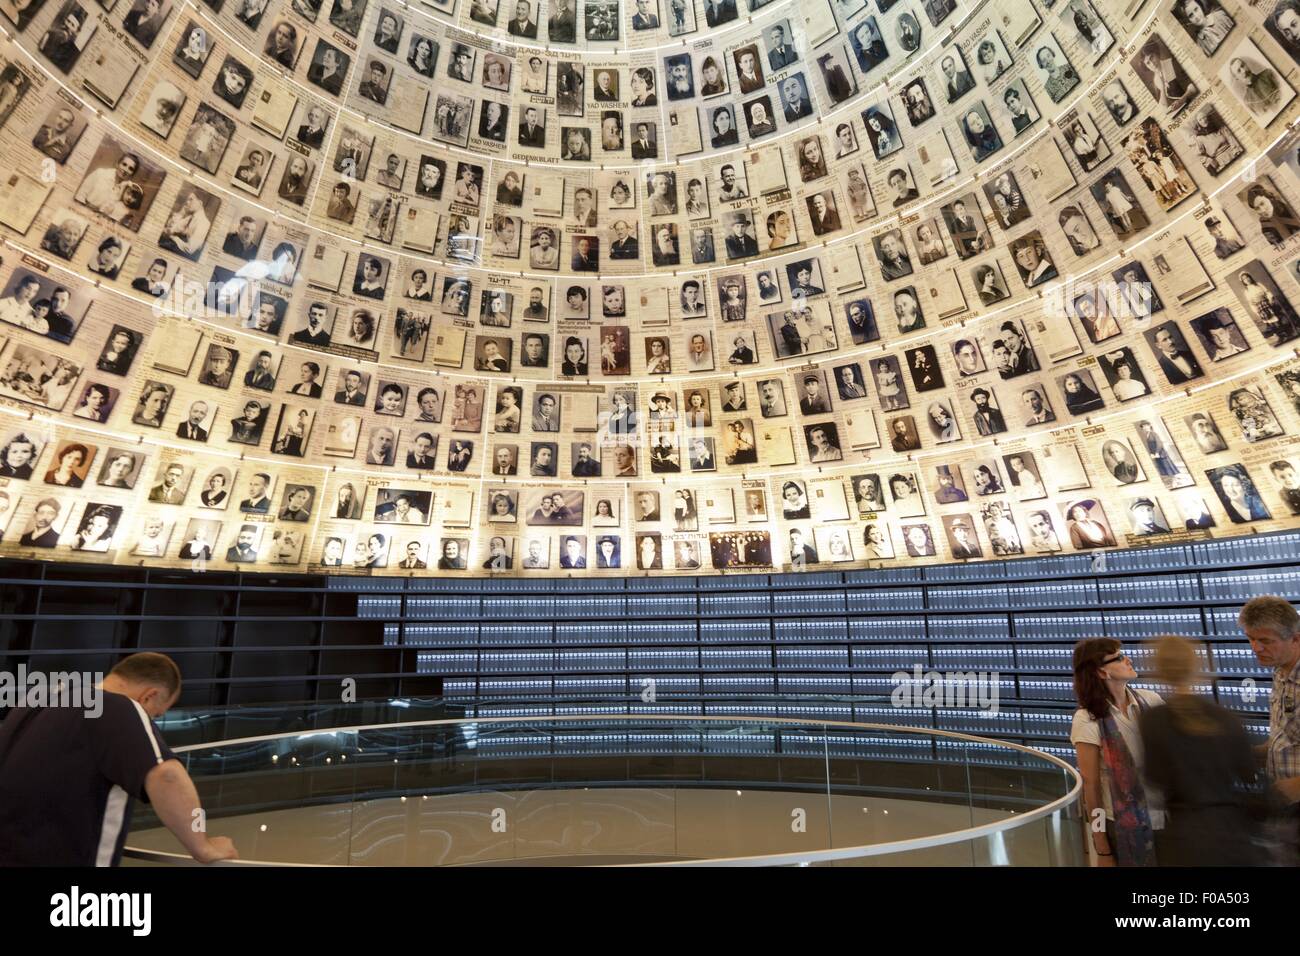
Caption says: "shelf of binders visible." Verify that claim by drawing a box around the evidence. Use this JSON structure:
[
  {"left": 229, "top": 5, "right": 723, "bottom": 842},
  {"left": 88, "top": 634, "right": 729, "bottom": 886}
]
[
  {"left": 397, "top": 622, "right": 1247, "bottom": 651},
  {"left": 390, "top": 596, "right": 1263, "bottom": 624}
]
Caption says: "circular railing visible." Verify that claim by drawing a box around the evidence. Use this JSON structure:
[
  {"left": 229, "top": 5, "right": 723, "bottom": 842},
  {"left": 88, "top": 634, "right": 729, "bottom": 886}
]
[{"left": 124, "top": 713, "right": 1083, "bottom": 866}]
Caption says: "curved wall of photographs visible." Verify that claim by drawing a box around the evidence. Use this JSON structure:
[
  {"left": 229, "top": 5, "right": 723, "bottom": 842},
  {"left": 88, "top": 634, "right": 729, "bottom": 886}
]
[{"left": 0, "top": 0, "right": 1298, "bottom": 576}]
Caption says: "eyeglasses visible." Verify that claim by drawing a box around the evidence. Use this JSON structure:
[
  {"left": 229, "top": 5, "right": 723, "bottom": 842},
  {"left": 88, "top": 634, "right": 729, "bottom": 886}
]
[{"left": 1101, "top": 652, "right": 1129, "bottom": 666}]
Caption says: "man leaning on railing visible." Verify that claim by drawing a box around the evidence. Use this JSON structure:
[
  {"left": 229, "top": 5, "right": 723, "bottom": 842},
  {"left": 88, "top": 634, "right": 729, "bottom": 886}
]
[{"left": 0, "top": 652, "right": 238, "bottom": 866}]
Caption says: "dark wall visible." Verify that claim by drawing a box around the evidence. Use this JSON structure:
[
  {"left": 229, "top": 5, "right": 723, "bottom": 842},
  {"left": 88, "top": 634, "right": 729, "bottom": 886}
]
[{"left": 1, "top": 531, "right": 1295, "bottom": 761}]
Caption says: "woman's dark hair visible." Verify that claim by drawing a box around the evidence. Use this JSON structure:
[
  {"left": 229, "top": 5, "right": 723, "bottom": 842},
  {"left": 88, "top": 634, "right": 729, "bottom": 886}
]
[
  {"left": 1072, "top": 637, "right": 1121, "bottom": 721},
  {"left": 350, "top": 310, "right": 375, "bottom": 338},
  {"left": 82, "top": 505, "right": 115, "bottom": 529}
]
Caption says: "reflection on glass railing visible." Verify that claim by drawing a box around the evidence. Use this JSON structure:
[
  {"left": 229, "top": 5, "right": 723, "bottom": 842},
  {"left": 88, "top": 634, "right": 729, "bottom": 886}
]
[{"left": 129, "top": 715, "right": 1082, "bottom": 867}]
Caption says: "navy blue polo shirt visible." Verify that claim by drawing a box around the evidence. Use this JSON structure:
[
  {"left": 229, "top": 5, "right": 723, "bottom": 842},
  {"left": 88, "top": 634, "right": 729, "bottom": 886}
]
[{"left": 0, "top": 691, "right": 176, "bottom": 866}]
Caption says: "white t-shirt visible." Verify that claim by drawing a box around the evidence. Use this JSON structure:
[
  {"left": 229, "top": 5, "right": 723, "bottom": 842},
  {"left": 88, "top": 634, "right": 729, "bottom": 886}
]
[{"left": 1070, "top": 687, "right": 1166, "bottom": 829}]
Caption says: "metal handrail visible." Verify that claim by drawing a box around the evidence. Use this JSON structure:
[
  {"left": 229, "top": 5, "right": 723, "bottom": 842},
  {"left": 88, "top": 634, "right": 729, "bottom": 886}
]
[{"left": 124, "top": 713, "right": 1082, "bottom": 867}]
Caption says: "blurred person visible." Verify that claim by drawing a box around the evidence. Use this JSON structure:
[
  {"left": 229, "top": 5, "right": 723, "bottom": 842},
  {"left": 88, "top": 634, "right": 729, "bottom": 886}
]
[{"left": 1139, "top": 635, "right": 1263, "bottom": 865}]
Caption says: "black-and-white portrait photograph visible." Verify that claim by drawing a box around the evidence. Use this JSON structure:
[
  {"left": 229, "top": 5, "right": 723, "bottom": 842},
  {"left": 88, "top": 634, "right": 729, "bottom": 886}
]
[
  {"left": 1207, "top": 463, "right": 1272, "bottom": 523},
  {"left": 1222, "top": 38, "right": 1295, "bottom": 128},
  {"left": 1182, "top": 105, "right": 1243, "bottom": 177},
  {"left": 1098, "top": 347, "right": 1154, "bottom": 402},
  {"left": 137, "top": 80, "right": 186, "bottom": 140},
  {"left": 1226, "top": 260, "right": 1300, "bottom": 346},
  {"left": 1032, "top": 33, "right": 1080, "bottom": 105},
  {"left": 1187, "top": 412, "right": 1229, "bottom": 455},
  {"left": 1266, "top": 0, "right": 1300, "bottom": 66},
  {"left": 557, "top": 61, "right": 584, "bottom": 115},
  {"left": 74, "top": 137, "right": 167, "bottom": 231},
  {"left": 431, "top": 93, "right": 474, "bottom": 147},
  {"left": 873, "top": 228, "right": 912, "bottom": 281},
  {"left": 960, "top": 101, "right": 1002, "bottom": 162},
  {"left": 1131, "top": 34, "right": 1198, "bottom": 118},
  {"left": 179, "top": 103, "right": 237, "bottom": 175},
  {"left": 742, "top": 96, "right": 777, "bottom": 139},
  {"left": 1001, "top": 79, "right": 1040, "bottom": 137},
  {"left": 1190, "top": 307, "right": 1250, "bottom": 361},
  {"left": 1121, "top": 119, "right": 1195, "bottom": 212},
  {"left": 39, "top": 1, "right": 97, "bottom": 74}
]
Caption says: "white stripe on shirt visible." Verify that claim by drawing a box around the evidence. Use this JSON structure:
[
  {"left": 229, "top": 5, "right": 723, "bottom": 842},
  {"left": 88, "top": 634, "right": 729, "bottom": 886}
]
[
  {"left": 95, "top": 700, "right": 165, "bottom": 866},
  {"left": 128, "top": 699, "right": 164, "bottom": 763},
  {"left": 95, "top": 786, "right": 129, "bottom": 867}
]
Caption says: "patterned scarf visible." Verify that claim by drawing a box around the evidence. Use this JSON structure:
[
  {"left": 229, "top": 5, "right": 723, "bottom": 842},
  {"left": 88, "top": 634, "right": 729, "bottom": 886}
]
[{"left": 1099, "top": 691, "right": 1157, "bottom": 866}]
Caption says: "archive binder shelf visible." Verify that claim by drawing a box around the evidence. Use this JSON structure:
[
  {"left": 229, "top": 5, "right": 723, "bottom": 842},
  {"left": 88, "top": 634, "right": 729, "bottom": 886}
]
[
  {"left": 3, "top": 529, "right": 1297, "bottom": 763},
  {"left": 123, "top": 715, "right": 1083, "bottom": 867}
]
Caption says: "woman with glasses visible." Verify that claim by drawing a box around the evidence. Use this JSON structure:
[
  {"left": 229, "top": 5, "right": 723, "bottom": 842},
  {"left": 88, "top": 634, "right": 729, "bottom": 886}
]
[{"left": 1071, "top": 638, "right": 1166, "bottom": 866}]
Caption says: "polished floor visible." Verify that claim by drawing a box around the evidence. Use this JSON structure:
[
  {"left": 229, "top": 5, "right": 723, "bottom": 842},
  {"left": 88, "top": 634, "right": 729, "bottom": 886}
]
[{"left": 129, "top": 787, "right": 1075, "bottom": 866}]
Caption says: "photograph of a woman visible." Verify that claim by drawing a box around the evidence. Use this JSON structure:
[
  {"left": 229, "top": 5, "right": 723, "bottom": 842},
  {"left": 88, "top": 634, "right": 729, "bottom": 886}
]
[{"left": 1064, "top": 499, "right": 1116, "bottom": 549}]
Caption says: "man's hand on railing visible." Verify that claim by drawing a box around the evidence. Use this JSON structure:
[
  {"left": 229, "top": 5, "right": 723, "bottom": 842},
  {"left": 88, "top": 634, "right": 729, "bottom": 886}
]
[
  {"left": 193, "top": 836, "right": 239, "bottom": 864},
  {"left": 145, "top": 760, "right": 240, "bottom": 863}
]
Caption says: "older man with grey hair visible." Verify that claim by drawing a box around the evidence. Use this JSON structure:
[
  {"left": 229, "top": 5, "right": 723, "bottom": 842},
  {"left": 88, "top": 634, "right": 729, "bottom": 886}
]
[{"left": 1239, "top": 595, "right": 1300, "bottom": 862}]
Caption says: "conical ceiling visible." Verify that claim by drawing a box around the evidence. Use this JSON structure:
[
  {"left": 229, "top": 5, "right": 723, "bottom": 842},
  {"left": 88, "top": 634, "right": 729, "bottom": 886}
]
[{"left": 0, "top": 0, "right": 1296, "bottom": 573}]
